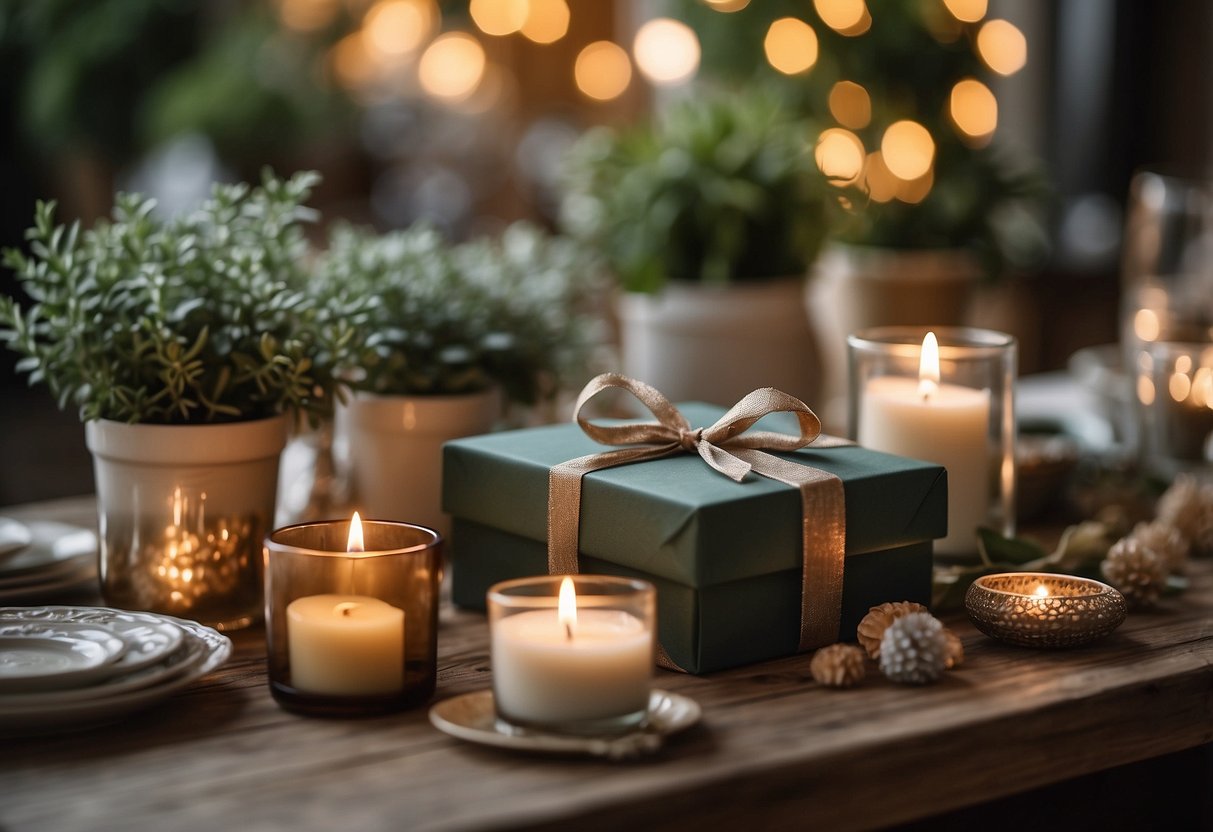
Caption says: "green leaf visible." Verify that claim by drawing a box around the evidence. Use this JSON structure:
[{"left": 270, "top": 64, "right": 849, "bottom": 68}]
[{"left": 977, "top": 527, "right": 1048, "bottom": 566}]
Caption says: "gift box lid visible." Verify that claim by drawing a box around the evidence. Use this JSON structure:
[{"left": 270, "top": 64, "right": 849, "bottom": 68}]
[{"left": 442, "top": 402, "right": 946, "bottom": 588}]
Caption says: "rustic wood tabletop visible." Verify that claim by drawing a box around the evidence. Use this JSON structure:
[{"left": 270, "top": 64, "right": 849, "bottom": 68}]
[{"left": 2, "top": 496, "right": 1212, "bottom": 831}]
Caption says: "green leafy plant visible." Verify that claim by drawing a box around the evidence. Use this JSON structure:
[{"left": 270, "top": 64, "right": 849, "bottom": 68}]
[
  {"left": 0, "top": 170, "right": 351, "bottom": 424},
  {"left": 317, "top": 222, "right": 602, "bottom": 406},
  {"left": 560, "top": 88, "right": 832, "bottom": 293}
]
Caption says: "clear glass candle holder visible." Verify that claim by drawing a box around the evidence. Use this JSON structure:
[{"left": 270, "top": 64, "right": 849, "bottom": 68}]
[
  {"left": 264, "top": 518, "right": 442, "bottom": 717},
  {"left": 1136, "top": 339, "right": 1213, "bottom": 476},
  {"left": 847, "top": 326, "right": 1017, "bottom": 560},
  {"left": 487, "top": 575, "right": 655, "bottom": 736}
]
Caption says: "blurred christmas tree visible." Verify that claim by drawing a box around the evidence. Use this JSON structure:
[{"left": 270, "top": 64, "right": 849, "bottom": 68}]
[{"left": 677, "top": 0, "right": 1049, "bottom": 278}]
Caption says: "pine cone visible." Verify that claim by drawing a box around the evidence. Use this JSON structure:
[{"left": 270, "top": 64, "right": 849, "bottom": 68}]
[
  {"left": 1156, "top": 474, "right": 1213, "bottom": 557},
  {"left": 1130, "top": 520, "right": 1189, "bottom": 574},
  {"left": 943, "top": 628, "right": 964, "bottom": 670},
  {"left": 809, "top": 644, "right": 866, "bottom": 689},
  {"left": 857, "top": 601, "right": 929, "bottom": 659},
  {"left": 878, "top": 612, "right": 949, "bottom": 685},
  {"left": 1101, "top": 536, "right": 1168, "bottom": 608}
]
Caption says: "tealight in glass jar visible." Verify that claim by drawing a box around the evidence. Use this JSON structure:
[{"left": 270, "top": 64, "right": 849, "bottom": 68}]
[
  {"left": 264, "top": 515, "right": 442, "bottom": 716},
  {"left": 848, "top": 326, "right": 1017, "bottom": 560}
]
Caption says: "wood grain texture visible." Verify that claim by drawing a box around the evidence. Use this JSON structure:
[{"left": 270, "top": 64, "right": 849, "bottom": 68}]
[{"left": 2, "top": 497, "right": 1212, "bottom": 831}]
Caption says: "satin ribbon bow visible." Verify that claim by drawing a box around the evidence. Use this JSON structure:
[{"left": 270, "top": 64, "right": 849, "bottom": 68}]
[{"left": 547, "top": 373, "right": 849, "bottom": 662}]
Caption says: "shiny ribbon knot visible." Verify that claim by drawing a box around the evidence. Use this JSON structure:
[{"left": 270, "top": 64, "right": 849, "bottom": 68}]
[{"left": 546, "top": 373, "right": 850, "bottom": 667}]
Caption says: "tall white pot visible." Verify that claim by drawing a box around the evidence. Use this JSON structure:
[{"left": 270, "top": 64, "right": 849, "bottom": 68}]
[
  {"left": 85, "top": 415, "right": 289, "bottom": 630},
  {"left": 617, "top": 278, "right": 821, "bottom": 407},
  {"left": 808, "top": 244, "right": 980, "bottom": 428},
  {"left": 345, "top": 388, "right": 501, "bottom": 537}
]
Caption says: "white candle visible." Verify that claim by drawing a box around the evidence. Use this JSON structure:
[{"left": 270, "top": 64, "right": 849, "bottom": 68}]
[
  {"left": 287, "top": 594, "right": 405, "bottom": 696},
  {"left": 491, "top": 578, "right": 652, "bottom": 726},
  {"left": 858, "top": 332, "right": 991, "bottom": 556}
]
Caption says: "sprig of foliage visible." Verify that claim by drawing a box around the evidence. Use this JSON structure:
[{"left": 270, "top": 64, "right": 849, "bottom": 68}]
[
  {"left": 0, "top": 170, "right": 351, "bottom": 424},
  {"left": 560, "top": 88, "right": 832, "bottom": 293},
  {"left": 317, "top": 222, "right": 603, "bottom": 405}
]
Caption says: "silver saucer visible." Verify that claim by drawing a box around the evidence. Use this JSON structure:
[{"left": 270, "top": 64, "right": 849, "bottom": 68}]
[{"left": 429, "top": 689, "right": 701, "bottom": 760}]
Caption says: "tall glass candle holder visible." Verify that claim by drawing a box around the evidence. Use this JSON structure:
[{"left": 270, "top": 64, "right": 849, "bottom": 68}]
[
  {"left": 264, "top": 516, "right": 441, "bottom": 716},
  {"left": 1136, "top": 339, "right": 1213, "bottom": 476},
  {"left": 488, "top": 575, "right": 655, "bottom": 736},
  {"left": 847, "top": 326, "right": 1016, "bottom": 560}
]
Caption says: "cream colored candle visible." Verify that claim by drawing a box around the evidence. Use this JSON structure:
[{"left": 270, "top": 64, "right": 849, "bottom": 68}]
[
  {"left": 492, "top": 579, "right": 652, "bottom": 726},
  {"left": 858, "top": 333, "right": 991, "bottom": 556},
  {"left": 287, "top": 594, "right": 404, "bottom": 696}
]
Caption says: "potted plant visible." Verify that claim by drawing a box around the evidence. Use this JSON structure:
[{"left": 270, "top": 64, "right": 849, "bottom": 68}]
[
  {"left": 317, "top": 222, "right": 601, "bottom": 535},
  {"left": 560, "top": 87, "right": 833, "bottom": 406},
  {"left": 0, "top": 170, "right": 347, "bottom": 629}
]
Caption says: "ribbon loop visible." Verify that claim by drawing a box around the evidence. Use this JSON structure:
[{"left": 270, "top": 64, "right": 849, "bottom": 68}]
[{"left": 547, "top": 373, "right": 849, "bottom": 671}]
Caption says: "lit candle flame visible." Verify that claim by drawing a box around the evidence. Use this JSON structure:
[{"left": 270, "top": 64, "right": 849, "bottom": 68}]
[
  {"left": 1033, "top": 584, "right": 1049, "bottom": 598},
  {"left": 558, "top": 576, "right": 577, "bottom": 640},
  {"left": 347, "top": 511, "right": 365, "bottom": 553},
  {"left": 918, "top": 331, "right": 940, "bottom": 401}
]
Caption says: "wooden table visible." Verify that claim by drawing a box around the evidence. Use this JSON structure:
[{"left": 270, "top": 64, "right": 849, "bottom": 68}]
[{"left": 3, "top": 497, "right": 1212, "bottom": 831}]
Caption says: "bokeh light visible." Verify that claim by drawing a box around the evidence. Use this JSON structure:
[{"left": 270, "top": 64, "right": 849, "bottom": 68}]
[
  {"left": 704, "top": 0, "right": 751, "bottom": 11},
  {"left": 896, "top": 167, "right": 934, "bottom": 204},
  {"left": 330, "top": 32, "right": 376, "bottom": 90},
  {"left": 633, "top": 18, "right": 700, "bottom": 86},
  {"left": 814, "top": 0, "right": 867, "bottom": 32},
  {"left": 363, "top": 0, "right": 436, "bottom": 58},
  {"left": 815, "top": 128, "right": 865, "bottom": 183},
  {"left": 949, "top": 78, "right": 998, "bottom": 140},
  {"left": 828, "top": 81, "right": 871, "bottom": 129},
  {"left": 942, "top": 0, "right": 987, "bottom": 23},
  {"left": 574, "top": 41, "right": 632, "bottom": 102},
  {"left": 469, "top": 0, "right": 528, "bottom": 37},
  {"left": 520, "top": 0, "right": 570, "bottom": 45},
  {"left": 861, "top": 152, "right": 898, "bottom": 203},
  {"left": 763, "top": 18, "right": 819, "bottom": 76},
  {"left": 880, "top": 120, "right": 935, "bottom": 181},
  {"left": 419, "top": 32, "right": 487, "bottom": 101},
  {"left": 977, "top": 19, "right": 1027, "bottom": 75}
]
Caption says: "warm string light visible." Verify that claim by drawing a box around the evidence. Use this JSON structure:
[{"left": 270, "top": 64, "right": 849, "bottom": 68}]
[
  {"left": 764, "top": 18, "right": 818, "bottom": 76},
  {"left": 575, "top": 41, "right": 632, "bottom": 101},
  {"left": 633, "top": 18, "right": 700, "bottom": 85}
]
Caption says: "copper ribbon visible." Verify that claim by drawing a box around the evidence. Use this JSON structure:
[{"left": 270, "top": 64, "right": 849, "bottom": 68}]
[{"left": 547, "top": 373, "right": 849, "bottom": 669}]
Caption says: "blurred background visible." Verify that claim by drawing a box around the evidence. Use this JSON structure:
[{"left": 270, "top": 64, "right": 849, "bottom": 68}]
[{"left": 2, "top": 0, "right": 1211, "bottom": 504}]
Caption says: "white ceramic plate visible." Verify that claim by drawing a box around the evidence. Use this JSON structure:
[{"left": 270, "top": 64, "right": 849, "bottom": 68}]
[
  {"left": 0, "top": 521, "right": 96, "bottom": 579},
  {"left": 0, "top": 613, "right": 231, "bottom": 734},
  {"left": 0, "top": 518, "right": 32, "bottom": 560},
  {"left": 0, "top": 607, "right": 183, "bottom": 675},
  {"left": 428, "top": 689, "right": 701, "bottom": 760},
  {"left": 0, "top": 622, "right": 127, "bottom": 692},
  {"left": 0, "top": 562, "right": 98, "bottom": 603}
]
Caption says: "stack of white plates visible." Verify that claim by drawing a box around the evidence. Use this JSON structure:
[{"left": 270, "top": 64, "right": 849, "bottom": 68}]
[
  {"left": 0, "top": 518, "right": 99, "bottom": 602},
  {"left": 0, "top": 605, "right": 232, "bottom": 734}
]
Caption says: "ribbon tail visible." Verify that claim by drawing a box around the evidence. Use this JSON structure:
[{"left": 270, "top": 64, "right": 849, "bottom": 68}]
[{"left": 732, "top": 448, "right": 845, "bottom": 650}]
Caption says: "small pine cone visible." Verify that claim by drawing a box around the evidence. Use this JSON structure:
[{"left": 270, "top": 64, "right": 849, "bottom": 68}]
[
  {"left": 857, "top": 601, "right": 929, "bottom": 659},
  {"left": 879, "top": 612, "right": 949, "bottom": 685},
  {"left": 1101, "top": 536, "right": 1168, "bottom": 608},
  {"left": 809, "top": 644, "right": 867, "bottom": 689},
  {"left": 943, "top": 628, "right": 964, "bottom": 670},
  {"left": 1156, "top": 475, "right": 1213, "bottom": 557},
  {"left": 1130, "top": 520, "right": 1189, "bottom": 574}
]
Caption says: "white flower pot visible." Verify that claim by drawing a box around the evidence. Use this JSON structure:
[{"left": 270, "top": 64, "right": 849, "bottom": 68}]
[
  {"left": 345, "top": 388, "right": 501, "bottom": 537},
  {"left": 617, "top": 278, "right": 821, "bottom": 407},
  {"left": 85, "top": 416, "right": 289, "bottom": 631}
]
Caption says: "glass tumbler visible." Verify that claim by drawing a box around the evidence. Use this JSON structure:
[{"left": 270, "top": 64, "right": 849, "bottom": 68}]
[{"left": 264, "top": 517, "right": 442, "bottom": 716}]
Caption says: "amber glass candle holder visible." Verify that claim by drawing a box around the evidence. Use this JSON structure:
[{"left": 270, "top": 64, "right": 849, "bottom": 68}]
[
  {"left": 264, "top": 518, "right": 442, "bottom": 716},
  {"left": 965, "top": 572, "right": 1127, "bottom": 648}
]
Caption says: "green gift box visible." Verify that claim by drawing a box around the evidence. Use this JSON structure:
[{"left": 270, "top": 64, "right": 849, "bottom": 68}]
[{"left": 442, "top": 403, "right": 946, "bottom": 674}]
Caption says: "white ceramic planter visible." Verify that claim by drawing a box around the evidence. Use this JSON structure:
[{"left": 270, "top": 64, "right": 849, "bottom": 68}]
[
  {"left": 345, "top": 388, "right": 501, "bottom": 537},
  {"left": 85, "top": 415, "right": 289, "bottom": 630},
  {"left": 617, "top": 278, "right": 821, "bottom": 407},
  {"left": 807, "top": 244, "right": 980, "bottom": 428}
]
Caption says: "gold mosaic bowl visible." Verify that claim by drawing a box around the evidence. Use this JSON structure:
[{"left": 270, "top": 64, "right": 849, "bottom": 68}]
[{"left": 965, "top": 572, "right": 1127, "bottom": 648}]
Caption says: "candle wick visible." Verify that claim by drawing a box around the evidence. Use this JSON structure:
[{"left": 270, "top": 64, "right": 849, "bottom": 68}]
[
  {"left": 564, "top": 622, "right": 573, "bottom": 642},
  {"left": 342, "top": 607, "right": 352, "bottom": 617}
]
